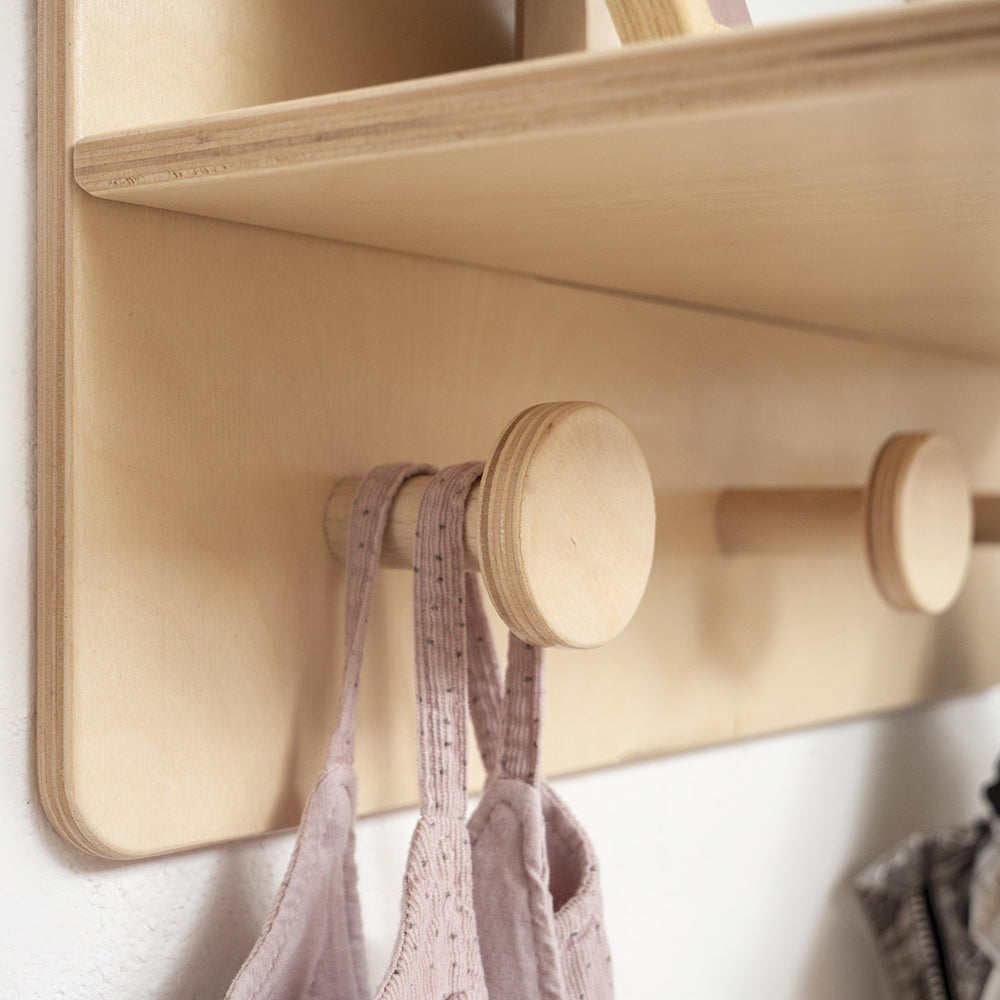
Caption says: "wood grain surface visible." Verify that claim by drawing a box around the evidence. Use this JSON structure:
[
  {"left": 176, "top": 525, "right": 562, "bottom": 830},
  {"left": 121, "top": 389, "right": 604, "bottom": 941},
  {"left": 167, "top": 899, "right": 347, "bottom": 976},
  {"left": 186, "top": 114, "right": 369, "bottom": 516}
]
[{"left": 38, "top": 0, "right": 1000, "bottom": 857}]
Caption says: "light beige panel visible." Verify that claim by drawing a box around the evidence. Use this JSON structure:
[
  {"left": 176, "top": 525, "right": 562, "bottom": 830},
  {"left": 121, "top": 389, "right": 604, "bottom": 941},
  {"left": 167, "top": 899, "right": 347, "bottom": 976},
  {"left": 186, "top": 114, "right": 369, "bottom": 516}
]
[
  {"left": 44, "top": 191, "right": 1000, "bottom": 858},
  {"left": 39, "top": 0, "right": 1000, "bottom": 858},
  {"left": 73, "top": 0, "right": 516, "bottom": 134},
  {"left": 75, "top": 1, "right": 1000, "bottom": 357}
]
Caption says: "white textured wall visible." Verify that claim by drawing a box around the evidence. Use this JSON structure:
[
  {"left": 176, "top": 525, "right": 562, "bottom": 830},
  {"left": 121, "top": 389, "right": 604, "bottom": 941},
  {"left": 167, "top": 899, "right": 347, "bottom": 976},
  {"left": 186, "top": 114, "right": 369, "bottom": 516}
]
[{"left": 6, "top": 0, "right": 993, "bottom": 997}]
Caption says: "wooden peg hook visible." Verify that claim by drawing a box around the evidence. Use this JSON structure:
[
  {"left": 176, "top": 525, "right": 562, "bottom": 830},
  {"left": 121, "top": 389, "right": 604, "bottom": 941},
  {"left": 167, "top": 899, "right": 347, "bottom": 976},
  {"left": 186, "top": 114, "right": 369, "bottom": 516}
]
[
  {"left": 716, "top": 433, "right": 973, "bottom": 614},
  {"left": 325, "top": 402, "right": 657, "bottom": 649}
]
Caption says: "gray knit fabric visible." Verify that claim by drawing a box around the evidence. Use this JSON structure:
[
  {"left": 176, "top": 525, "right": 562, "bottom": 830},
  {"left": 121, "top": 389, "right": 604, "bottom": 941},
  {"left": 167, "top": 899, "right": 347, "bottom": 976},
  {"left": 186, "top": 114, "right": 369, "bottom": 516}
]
[{"left": 854, "top": 823, "right": 992, "bottom": 1000}]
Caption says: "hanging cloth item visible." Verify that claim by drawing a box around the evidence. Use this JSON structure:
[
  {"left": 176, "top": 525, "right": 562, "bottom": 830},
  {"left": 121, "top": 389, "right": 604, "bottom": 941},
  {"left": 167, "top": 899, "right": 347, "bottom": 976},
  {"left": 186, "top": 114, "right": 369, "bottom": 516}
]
[
  {"left": 227, "top": 461, "right": 614, "bottom": 1000},
  {"left": 461, "top": 575, "right": 614, "bottom": 1000},
  {"left": 414, "top": 461, "right": 615, "bottom": 1000},
  {"left": 854, "top": 821, "right": 992, "bottom": 1000},
  {"left": 229, "top": 460, "right": 491, "bottom": 997},
  {"left": 969, "top": 764, "right": 1000, "bottom": 1000},
  {"left": 971, "top": 829, "right": 1000, "bottom": 1000}
]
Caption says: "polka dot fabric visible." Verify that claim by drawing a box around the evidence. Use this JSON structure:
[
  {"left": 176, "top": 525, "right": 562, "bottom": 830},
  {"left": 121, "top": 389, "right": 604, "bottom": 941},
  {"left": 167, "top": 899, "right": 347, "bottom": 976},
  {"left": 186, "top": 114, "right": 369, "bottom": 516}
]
[
  {"left": 226, "top": 463, "right": 434, "bottom": 1000},
  {"left": 463, "top": 570, "right": 615, "bottom": 1000},
  {"left": 227, "top": 461, "right": 614, "bottom": 1000},
  {"left": 372, "top": 462, "right": 489, "bottom": 1000}
]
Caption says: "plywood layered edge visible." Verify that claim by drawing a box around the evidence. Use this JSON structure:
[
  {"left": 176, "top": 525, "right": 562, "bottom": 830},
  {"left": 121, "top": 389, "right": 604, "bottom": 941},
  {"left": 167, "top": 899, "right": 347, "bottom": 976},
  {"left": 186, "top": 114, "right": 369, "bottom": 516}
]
[
  {"left": 73, "top": 0, "right": 1000, "bottom": 357},
  {"left": 37, "top": 0, "right": 81, "bottom": 853},
  {"left": 74, "top": 1, "right": 1000, "bottom": 187}
]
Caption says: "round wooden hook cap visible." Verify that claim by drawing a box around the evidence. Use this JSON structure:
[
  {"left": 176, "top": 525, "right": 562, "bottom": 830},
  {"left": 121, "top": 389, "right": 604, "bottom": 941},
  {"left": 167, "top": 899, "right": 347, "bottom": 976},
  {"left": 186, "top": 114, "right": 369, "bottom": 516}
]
[
  {"left": 479, "top": 402, "right": 656, "bottom": 648},
  {"left": 866, "top": 432, "right": 972, "bottom": 613}
]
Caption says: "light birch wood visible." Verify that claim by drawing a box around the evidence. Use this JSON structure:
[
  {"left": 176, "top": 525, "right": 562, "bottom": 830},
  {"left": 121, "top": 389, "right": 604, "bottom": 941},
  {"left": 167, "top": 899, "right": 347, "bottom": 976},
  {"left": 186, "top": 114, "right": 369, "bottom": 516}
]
[
  {"left": 717, "top": 490, "right": 867, "bottom": 557},
  {"left": 605, "top": 0, "right": 726, "bottom": 41},
  {"left": 326, "top": 404, "right": 655, "bottom": 648},
  {"left": 481, "top": 402, "right": 656, "bottom": 648},
  {"left": 36, "top": 0, "right": 1000, "bottom": 858},
  {"left": 72, "top": 0, "right": 1000, "bottom": 357},
  {"left": 718, "top": 434, "right": 973, "bottom": 613},
  {"left": 866, "top": 433, "right": 972, "bottom": 613}
]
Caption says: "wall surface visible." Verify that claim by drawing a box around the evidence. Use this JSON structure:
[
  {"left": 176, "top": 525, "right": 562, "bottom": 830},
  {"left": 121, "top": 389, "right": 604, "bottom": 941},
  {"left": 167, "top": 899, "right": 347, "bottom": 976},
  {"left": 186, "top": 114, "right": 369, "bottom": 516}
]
[{"left": 11, "top": 0, "right": 1000, "bottom": 998}]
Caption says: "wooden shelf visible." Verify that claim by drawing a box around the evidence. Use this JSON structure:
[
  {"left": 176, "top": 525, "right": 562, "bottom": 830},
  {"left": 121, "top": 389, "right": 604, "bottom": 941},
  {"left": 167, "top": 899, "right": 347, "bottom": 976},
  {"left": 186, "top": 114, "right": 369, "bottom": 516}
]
[{"left": 75, "top": 0, "right": 1000, "bottom": 357}]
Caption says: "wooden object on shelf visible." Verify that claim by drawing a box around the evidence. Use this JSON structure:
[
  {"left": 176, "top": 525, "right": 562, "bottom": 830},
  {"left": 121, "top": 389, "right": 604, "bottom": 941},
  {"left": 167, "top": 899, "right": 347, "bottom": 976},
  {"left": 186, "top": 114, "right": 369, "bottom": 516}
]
[
  {"left": 326, "top": 403, "right": 656, "bottom": 649},
  {"left": 517, "top": 0, "right": 623, "bottom": 58},
  {"left": 717, "top": 434, "right": 973, "bottom": 614},
  {"left": 516, "top": 0, "right": 741, "bottom": 58},
  {"left": 72, "top": 0, "right": 1000, "bottom": 358},
  {"left": 38, "top": 0, "right": 1000, "bottom": 859},
  {"left": 605, "top": 0, "right": 727, "bottom": 41}
]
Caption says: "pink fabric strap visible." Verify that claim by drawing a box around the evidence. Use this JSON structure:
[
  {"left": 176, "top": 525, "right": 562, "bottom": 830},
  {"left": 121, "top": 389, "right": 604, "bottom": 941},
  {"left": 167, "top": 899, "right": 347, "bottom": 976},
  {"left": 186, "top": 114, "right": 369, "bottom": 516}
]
[
  {"left": 329, "top": 463, "right": 434, "bottom": 766},
  {"left": 462, "top": 492, "right": 615, "bottom": 1000},
  {"left": 413, "top": 461, "right": 484, "bottom": 817},
  {"left": 463, "top": 573, "right": 543, "bottom": 787},
  {"left": 464, "top": 575, "right": 504, "bottom": 774},
  {"left": 225, "top": 463, "right": 429, "bottom": 1000},
  {"left": 498, "top": 636, "right": 544, "bottom": 786},
  {"left": 370, "top": 462, "right": 490, "bottom": 999}
]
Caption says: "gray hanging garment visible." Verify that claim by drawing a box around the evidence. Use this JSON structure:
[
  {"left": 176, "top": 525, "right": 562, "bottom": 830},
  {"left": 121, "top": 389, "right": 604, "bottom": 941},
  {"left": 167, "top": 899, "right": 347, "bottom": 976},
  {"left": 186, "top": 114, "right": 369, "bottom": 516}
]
[
  {"left": 854, "top": 822, "right": 992, "bottom": 1000},
  {"left": 971, "top": 823, "right": 1000, "bottom": 1000},
  {"left": 969, "top": 764, "right": 1000, "bottom": 1000}
]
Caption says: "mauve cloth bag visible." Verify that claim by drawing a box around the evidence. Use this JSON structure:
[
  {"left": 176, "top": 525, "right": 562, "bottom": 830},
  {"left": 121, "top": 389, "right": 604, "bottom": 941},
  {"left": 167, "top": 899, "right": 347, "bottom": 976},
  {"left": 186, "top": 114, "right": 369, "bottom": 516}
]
[
  {"left": 227, "top": 462, "right": 613, "bottom": 1000},
  {"left": 462, "top": 544, "right": 615, "bottom": 1000}
]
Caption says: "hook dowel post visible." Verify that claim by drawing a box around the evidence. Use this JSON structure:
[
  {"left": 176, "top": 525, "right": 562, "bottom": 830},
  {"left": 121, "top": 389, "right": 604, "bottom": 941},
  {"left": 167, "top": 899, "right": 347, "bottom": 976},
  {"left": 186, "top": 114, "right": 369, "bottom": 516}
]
[
  {"left": 325, "top": 402, "right": 656, "bottom": 649},
  {"left": 716, "top": 433, "right": 972, "bottom": 614},
  {"left": 326, "top": 476, "right": 483, "bottom": 572},
  {"left": 717, "top": 488, "right": 865, "bottom": 556}
]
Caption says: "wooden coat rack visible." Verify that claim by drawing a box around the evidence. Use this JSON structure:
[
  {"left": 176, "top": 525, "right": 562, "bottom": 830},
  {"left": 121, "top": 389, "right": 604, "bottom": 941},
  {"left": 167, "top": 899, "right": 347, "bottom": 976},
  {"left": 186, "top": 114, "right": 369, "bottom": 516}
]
[{"left": 38, "top": 0, "right": 1000, "bottom": 858}]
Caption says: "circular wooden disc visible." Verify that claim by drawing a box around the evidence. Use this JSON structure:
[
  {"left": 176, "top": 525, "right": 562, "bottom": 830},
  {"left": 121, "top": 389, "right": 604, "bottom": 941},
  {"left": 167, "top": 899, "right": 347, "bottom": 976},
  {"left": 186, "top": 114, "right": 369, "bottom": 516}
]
[
  {"left": 865, "top": 432, "right": 971, "bottom": 613},
  {"left": 479, "top": 401, "right": 656, "bottom": 648}
]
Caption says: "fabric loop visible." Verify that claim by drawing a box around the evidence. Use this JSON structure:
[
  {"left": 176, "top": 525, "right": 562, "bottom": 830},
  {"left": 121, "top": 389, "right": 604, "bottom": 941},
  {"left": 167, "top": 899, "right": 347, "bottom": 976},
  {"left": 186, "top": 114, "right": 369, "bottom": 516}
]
[
  {"left": 228, "top": 460, "right": 613, "bottom": 1000},
  {"left": 465, "top": 575, "right": 505, "bottom": 776},
  {"left": 330, "top": 463, "right": 436, "bottom": 766},
  {"left": 413, "top": 461, "right": 484, "bottom": 817},
  {"left": 497, "top": 635, "right": 545, "bottom": 786}
]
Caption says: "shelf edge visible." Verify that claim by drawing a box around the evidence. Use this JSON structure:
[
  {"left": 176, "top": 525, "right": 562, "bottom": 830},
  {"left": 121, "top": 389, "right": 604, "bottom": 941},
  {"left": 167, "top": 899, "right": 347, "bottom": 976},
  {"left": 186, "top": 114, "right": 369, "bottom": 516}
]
[{"left": 75, "top": 0, "right": 1000, "bottom": 196}]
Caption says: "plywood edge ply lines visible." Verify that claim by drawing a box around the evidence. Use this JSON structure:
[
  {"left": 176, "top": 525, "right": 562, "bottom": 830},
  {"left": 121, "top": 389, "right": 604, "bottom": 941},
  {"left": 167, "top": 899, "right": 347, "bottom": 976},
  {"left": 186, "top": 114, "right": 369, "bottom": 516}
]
[
  {"left": 37, "top": 0, "right": 83, "bottom": 855},
  {"left": 75, "top": 1, "right": 1000, "bottom": 190},
  {"left": 37, "top": 0, "right": 130, "bottom": 860}
]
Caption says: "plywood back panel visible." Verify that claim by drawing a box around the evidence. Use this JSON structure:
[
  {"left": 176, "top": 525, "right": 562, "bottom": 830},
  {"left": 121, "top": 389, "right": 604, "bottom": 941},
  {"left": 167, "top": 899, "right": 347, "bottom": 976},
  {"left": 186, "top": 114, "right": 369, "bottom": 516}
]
[
  {"left": 39, "top": 0, "right": 1000, "bottom": 858},
  {"left": 73, "top": 0, "right": 515, "bottom": 135}
]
